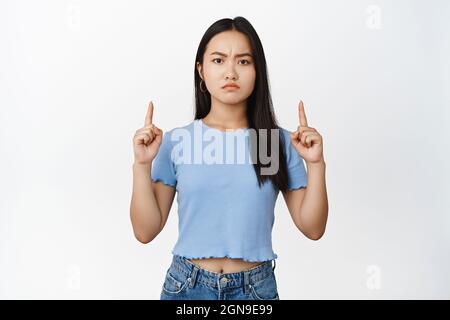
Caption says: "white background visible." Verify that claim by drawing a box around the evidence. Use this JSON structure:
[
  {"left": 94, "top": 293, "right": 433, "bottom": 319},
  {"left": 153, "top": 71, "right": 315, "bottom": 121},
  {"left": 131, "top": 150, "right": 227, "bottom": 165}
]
[{"left": 1, "top": 0, "right": 449, "bottom": 299}]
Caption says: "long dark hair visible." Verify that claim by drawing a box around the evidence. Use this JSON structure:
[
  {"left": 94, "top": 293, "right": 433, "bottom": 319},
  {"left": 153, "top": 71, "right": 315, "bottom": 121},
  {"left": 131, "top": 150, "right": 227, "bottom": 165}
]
[{"left": 193, "top": 16, "right": 290, "bottom": 192}]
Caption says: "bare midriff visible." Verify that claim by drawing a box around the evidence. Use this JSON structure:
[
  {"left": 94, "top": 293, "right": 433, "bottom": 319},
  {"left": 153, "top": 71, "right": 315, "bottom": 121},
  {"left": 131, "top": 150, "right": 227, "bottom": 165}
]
[{"left": 188, "top": 257, "right": 264, "bottom": 274}]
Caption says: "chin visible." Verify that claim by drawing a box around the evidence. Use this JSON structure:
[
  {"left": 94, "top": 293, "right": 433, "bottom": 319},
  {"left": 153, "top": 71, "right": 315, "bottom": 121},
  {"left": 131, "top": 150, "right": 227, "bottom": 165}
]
[
  {"left": 217, "top": 94, "right": 248, "bottom": 104},
  {"left": 222, "top": 98, "right": 245, "bottom": 105}
]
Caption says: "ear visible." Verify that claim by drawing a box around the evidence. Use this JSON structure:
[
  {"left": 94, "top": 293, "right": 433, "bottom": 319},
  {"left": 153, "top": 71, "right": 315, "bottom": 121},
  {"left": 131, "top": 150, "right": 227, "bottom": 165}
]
[{"left": 196, "top": 62, "right": 203, "bottom": 80}]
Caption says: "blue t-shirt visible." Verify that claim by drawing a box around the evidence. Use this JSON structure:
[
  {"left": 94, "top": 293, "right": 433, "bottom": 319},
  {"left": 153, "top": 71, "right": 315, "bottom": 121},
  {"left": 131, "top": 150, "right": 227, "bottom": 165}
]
[{"left": 151, "top": 119, "right": 307, "bottom": 262}]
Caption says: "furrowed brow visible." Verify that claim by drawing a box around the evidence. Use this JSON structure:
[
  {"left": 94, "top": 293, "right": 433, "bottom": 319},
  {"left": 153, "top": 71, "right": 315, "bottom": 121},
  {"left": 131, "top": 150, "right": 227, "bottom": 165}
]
[{"left": 210, "top": 51, "right": 253, "bottom": 58}]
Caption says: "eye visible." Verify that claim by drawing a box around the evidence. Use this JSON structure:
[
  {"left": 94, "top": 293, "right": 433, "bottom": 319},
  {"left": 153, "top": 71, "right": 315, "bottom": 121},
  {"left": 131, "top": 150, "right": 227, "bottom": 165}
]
[
  {"left": 212, "top": 58, "right": 223, "bottom": 64},
  {"left": 239, "top": 59, "right": 251, "bottom": 65}
]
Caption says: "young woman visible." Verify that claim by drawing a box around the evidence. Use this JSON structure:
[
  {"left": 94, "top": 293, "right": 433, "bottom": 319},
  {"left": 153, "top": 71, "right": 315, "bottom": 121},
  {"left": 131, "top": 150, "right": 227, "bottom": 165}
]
[{"left": 130, "top": 16, "right": 328, "bottom": 300}]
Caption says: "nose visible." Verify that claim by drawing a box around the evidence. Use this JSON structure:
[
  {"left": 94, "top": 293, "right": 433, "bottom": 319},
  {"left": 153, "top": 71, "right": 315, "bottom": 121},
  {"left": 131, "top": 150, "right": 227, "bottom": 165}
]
[
  {"left": 225, "top": 73, "right": 237, "bottom": 81},
  {"left": 225, "top": 74, "right": 237, "bottom": 81},
  {"left": 225, "top": 62, "right": 238, "bottom": 81}
]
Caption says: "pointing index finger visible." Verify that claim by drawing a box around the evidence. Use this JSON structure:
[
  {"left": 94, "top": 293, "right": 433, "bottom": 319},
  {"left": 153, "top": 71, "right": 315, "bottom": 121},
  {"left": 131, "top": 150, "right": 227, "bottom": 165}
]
[
  {"left": 298, "top": 100, "right": 308, "bottom": 127},
  {"left": 145, "top": 101, "right": 154, "bottom": 126}
]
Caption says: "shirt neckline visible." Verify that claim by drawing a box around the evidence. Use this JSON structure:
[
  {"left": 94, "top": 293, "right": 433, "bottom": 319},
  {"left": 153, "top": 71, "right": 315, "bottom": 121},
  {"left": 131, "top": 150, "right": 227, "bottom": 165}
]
[{"left": 199, "top": 119, "right": 249, "bottom": 134}]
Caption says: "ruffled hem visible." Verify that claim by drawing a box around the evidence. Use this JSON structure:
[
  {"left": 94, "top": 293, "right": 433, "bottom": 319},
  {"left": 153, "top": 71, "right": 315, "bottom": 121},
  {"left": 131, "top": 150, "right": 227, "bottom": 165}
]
[
  {"left": 172, "top": 250, "right": 278, "bottom": 263},
  {"left": 151, "top": 177, "right": 176, "bottom": 187},
  {"left": 287, "top": 183, "right": 307, "bottom": 191}
]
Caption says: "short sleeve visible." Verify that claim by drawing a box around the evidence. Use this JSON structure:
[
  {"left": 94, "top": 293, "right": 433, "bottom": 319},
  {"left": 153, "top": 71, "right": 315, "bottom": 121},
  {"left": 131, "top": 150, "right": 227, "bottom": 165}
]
[
  {"left": 282, "top": 129, "right": 307, "bottom": 190},
  {"left": 151, "top": 130, "right": 177, "bottom": 187}
]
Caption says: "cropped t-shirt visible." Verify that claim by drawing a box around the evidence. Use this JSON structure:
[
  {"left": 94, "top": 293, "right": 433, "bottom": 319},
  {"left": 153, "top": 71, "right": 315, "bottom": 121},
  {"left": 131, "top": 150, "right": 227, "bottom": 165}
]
[{"left": 150, "top": 119, "right": 307, "bottom": 262}]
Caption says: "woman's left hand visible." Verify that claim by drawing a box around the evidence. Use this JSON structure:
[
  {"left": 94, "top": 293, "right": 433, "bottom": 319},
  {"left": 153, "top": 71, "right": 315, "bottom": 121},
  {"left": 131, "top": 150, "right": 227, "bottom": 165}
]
[{"left": 290, "top": 100, "right": 325, "bottom": 164}]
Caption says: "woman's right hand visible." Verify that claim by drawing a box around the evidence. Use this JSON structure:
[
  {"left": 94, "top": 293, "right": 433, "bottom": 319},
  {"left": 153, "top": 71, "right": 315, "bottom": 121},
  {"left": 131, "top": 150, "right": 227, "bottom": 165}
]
[{"left": 133, "top": 101, "right": 163, "bottom": 165}]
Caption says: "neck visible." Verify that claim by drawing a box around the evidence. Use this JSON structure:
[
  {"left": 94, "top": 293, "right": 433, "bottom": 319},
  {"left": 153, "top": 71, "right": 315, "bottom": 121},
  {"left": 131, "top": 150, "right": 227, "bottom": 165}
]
[{"left": 203, "top": 97, "right": 249, "bottom": 130}]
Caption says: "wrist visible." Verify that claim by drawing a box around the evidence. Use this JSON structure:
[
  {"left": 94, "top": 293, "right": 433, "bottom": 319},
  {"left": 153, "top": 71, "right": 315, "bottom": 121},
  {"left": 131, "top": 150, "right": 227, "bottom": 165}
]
[
  {"left": 133, "top": 162, "right": 152, "bottom": 170},
  {"left": 306, "top": 159, "right": 326, "bottom": 169}
]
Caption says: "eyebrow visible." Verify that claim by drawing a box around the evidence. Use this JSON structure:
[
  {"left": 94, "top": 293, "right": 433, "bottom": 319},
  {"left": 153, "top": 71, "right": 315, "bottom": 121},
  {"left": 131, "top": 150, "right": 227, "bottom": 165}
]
[{"left": 210, "top": 51, "right": 253, "bottom": 58}]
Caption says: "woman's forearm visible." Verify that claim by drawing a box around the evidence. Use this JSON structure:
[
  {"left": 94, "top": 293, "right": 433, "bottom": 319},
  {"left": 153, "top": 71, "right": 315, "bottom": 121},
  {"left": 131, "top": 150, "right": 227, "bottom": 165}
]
[
  {"left": 130, "top": 162, "right": 162, "bottom": 243},
  {"left": 299, "top": 160, "right": 328, "bottom": 240}
]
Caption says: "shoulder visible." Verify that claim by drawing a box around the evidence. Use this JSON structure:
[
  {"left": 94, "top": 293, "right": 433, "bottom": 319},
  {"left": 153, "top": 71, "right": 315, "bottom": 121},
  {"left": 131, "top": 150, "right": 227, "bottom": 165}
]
[
  {"left": 277, "top": 126, "right": 293, "bottom": 149},
  {"left": 162, "top": 120, "right": 197, "bottom": 144},
  {"left": 278, "top": 126, "right": 291, "bottom": 138},
  {"left": 164, "top": 121, "right": 193, "bottom": 135},
  {"left": 276, "top": 126, "right": 303, "bottom": 163}
]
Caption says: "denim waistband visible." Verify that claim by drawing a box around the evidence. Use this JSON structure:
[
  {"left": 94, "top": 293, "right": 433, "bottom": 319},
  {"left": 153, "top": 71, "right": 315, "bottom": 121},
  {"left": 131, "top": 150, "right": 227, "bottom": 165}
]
[{"left": 169, "top": 255, "right": 276, "bottom": 291}]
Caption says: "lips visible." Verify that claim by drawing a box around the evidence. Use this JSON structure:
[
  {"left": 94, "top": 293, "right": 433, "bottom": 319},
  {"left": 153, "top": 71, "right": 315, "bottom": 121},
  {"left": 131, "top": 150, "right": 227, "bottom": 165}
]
[{"left": 223, "top": 84, "right": 239, "bottom": 89}]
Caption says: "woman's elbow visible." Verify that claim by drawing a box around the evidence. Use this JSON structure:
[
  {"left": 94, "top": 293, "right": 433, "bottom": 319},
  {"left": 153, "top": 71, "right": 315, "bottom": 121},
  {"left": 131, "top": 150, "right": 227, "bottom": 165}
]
[
  {"left": 307, "top": 232, "right": 324, "bottom": 241},
  {"left": 133, "top": 231, "right": 157, "bottom": 244},
  {"left": 302, "top": 227, "right": 326, "bottom": 241}
]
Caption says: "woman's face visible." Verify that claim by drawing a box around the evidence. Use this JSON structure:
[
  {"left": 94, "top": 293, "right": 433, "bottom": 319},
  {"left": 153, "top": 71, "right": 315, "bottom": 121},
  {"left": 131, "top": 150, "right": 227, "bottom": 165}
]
[{"left": 197, "top": 30, "right": 256, "bottom": 105}]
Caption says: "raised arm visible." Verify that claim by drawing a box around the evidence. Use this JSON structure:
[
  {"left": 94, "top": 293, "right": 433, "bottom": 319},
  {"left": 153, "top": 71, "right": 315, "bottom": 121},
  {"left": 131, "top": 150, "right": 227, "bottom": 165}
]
[{"left": 130, "top": 101, "right": 175, "bottom": 243}]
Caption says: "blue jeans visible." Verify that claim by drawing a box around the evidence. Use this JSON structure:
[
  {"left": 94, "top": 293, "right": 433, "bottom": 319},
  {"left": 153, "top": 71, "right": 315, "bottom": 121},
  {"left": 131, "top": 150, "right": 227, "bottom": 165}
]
[{"left": 160, "top": 255, "right": 280, "bottom": 300}]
